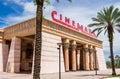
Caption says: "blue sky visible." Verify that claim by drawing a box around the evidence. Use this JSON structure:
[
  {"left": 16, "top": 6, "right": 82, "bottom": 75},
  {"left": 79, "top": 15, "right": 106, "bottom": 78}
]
[{"left": 0, "top": 0, "right": 120, "bottom": 61}]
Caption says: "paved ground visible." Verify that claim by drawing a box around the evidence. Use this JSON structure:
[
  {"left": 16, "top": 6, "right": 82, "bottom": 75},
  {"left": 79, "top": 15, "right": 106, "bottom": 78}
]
[{"left": 0, "top": 69, "right": 120, "bottom": 79}]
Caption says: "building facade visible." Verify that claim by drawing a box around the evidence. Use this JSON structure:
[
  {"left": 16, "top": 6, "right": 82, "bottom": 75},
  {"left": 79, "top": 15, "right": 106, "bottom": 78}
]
[{"left": 0, "top": 14, "right": 106, "bottom": 73}]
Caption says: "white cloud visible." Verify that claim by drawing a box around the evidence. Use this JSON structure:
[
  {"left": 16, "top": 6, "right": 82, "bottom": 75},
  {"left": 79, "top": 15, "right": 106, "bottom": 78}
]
[
  {"left": 1, "top": 0, "right": 120, "bottom": 57},
  {"left": 113, "top": 2, "right": 120, "bottom": 8},
  {"left": 54, "top": 6, "right": 99, "bottom": 27},
  {"left": 1, "top": 0, "right": 56, "bottom": 26},
  {"left": 52, "top": 1, "right": 120, "bottom": 57},
  {"left": 1, "top": 0, "right": 36, "bottom": 26},
  {"left": 24, "top": 2, "right": 36, "bottom": 13}
]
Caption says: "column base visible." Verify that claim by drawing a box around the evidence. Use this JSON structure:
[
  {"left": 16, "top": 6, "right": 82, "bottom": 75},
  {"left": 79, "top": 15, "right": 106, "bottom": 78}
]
[
  {"left": 71, "top": 70, "right": 76, "bottom": 72},
  {"left": 90, "top": 68, "right": 94, "bottom": 71},
  {"left": 65, "top": 70, "right": 69, "bottom": 72},
  {"left": 85, "top": 68, "right": 90, "bottom": 71}
]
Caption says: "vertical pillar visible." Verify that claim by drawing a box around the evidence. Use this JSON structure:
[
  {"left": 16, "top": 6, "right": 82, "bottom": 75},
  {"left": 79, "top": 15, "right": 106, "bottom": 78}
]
[
  {"left": 83, "top": 44, "right": 90, "bottom": 70},
  {"left": 63, "top": 39, "right": 70, "bottom": 72},
  {"left": 71, "top": 41, "right": 77, "bottom": 71},
  {"left": 89, "top": 46, "right": 94, "bottom": 70},
  {"left": 6, "top": 36, "right": 21, "bottom": 73},
  {"left": 0, "top": 43, "right": 9, "bottom": 72},
  {"left": 77, "top": 49, "right": 80, "bottom": 70}
]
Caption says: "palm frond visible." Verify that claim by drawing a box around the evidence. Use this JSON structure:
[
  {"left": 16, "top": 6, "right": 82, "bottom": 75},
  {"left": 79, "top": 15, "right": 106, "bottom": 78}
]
[
  {"left": 115, "top": 28, "right": 120, "bottom": 33},
  {"left": 116, "top": 24, "right": 120, "bottom": 28},
  {"left": 97, "top": 11, "right": 107, "bottom": 23},
  {"left": 97, "top": 30, "right": 103, "bottom": 36},
  {"left": 34, "top": 0, "right": 44, "bottom": 5},
  {"left": 104, "top": 29, "right": 107, "bottom": 35},
  {"left": 115, "top": 17, "right": 120, "bottom": 23},
  {"left": 89, "top": 5, "right": 120, "bottom": 37},
  {"left": 92, "top": 28, "right": 99, "bottom": 33},
  {"left": 44, "top": 0, "right": 50, "bottom": 4},
  {"left": 67, "top": 0, "right": 72, "bottom": 2},
  {"left": 55, "top": 0, "right": 72, "bottom": 2},
  {"left": 92, "top": 17, "right": 101, "bottom": 22},
  {"left": 112, "top": 8, "right": 119, "bottom": 20},
  {"left": 88, "top": 23, "right": 104, "bottom": 27},
  {"left": 55, "top": 0, "right": 59, "bottom": 2}
]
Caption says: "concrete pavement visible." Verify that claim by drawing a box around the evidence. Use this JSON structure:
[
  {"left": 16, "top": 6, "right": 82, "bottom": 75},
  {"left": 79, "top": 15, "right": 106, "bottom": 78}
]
[{"left": 0, "top": 69, "right": 120, "bottom": 79}]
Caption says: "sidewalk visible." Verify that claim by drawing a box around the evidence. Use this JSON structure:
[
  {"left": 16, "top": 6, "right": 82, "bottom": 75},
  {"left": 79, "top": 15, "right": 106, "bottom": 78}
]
[{"left": 0, "top": 69, "right": 120, "bottom": 79}]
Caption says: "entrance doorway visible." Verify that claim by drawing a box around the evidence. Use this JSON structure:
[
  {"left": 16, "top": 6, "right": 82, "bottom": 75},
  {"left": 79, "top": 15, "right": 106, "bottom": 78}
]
[{"left": 20, "top": 39, "right": 34, "bottom": 73}]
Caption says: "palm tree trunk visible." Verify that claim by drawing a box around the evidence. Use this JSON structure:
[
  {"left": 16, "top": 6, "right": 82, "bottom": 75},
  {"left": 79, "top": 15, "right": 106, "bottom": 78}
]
[
  {"left": 109, "top": 40, "right": 116, "bottom": 75},
  {"left": 33, "top": 1, "right": 43, "bottom": 79}
]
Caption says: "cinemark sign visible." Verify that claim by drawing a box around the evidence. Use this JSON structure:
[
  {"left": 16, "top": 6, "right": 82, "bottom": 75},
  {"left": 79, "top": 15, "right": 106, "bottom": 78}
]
[{"left": 51, "top": 10, "right": 96, "bottom": 38}]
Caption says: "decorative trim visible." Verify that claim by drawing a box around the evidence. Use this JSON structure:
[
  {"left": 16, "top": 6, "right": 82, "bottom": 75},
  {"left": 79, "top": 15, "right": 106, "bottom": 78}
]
[
  {"left": 63, "top": 43, "right": 69, "bottom": 49},
  {"left": 89, "top": 49, "right": 94, "bottom": 53},
  {"left": 71, "top": 44, "right": 77, "bottom": 51},
  {"left": 83, "top": 48, "right": 89, "bottom": 52}
]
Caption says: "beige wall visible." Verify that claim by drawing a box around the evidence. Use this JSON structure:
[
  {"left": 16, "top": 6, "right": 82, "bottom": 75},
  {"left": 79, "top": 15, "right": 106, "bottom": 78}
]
[
  {"left": 40, "top": 32, "right": 65, "bottom": 73},
  {"left": 0, "top": 43, "right": 9, "bottom": 72},
  {"left": 6, "top": 37, "right": 21, "bottom": 73},
  {"left": 96, "top": 47, "right": 107, "bottom": 70}
]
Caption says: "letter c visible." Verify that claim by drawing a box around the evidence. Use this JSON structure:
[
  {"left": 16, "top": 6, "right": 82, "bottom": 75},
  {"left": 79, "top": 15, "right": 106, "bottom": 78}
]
[{"left": 51, "top": 11, "right": 57, "bottom": 20}]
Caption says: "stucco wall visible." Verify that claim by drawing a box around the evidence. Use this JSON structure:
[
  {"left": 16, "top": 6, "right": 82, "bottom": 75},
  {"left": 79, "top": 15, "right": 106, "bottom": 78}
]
[
  {"left": 0, "top": 43, "right": 9, "bottom": 72},
  {"left": 96, "top": 47, "right": 107, "bottom": 70},
  {"left": 41, "top": 32, "right": 65, "bottom": 73}
]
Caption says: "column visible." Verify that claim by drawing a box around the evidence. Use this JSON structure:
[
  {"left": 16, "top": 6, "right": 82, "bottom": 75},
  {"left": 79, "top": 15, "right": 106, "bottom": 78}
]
[
  {"left": 83, "top": 44, "right": 90, "bottom": 70},
  {"left": 63, "top": 39, "right": 70, "bottom": 71},
  {"left": 6, "top": 36, "right": 21, "bottom": 73},
  {"left": 0, "top": 43, "right": 9, "bottom": 72},
  {"left": 89, "top": 45, "right": 94, "bottom": 70},
  {"left": 71, "top": 41, "right": 77, "bottom": 71},
  {"left": 77, "top": 49, "right": 80, "bottom": 70}
]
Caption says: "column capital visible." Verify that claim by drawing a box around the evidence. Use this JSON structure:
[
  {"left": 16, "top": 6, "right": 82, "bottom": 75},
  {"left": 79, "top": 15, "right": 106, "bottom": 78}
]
[
  {"left": 71, "top": 40, "right": 76, "bottom": 45},
  {"left": 63, "top": 43, "right": 70, "bottom": 49},
  {"left": 89, "top": 49, "right": 94, "bottom": 53},
  {"left": 83, "top": 44, "right": 88, "bottom": 48},
  {"left": 71, "top": 44, "right": 77, "bottom": 51},
  {"left": 83, "top": 44, "right": 89, "bottom": 52},
  {"left": 89, "top": 45, "right": 94, "bottom": 53},
  {"left": 83, "top": 48, "right": 89, "bottom": 52},
  {"left": 63, "top": 38, "right": 69, "bottom": 43},
  {"left": 63, "top": 38, "right": 70, "bottom": 50},
  {"left": 93, "top": 46, "right": 97, "bottom": 52},
  {"left": 71, "top": 40, "right": 77, "bottom": 51}
]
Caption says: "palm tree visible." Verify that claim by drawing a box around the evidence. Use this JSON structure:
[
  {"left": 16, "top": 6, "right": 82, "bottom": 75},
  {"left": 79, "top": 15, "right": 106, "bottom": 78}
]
[
  {"left": 88, "top": 5, "right": 120, "bottom": 75},
  {"left": 33, "top": 0, "right": 71, "bottom": 79}
]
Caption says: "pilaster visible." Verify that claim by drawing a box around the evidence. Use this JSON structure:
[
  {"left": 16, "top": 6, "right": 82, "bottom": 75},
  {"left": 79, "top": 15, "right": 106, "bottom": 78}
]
[
  {"left": 89, "top": 45, "right": 94, "bottom": 70},
  {"left": 0, "top": 43, "right": 9, "bottom": 72},
  {"left": 63, "top": 39, "right": 70, "bottom": 71},
  {"left": 6, "top": 36, "right": 21, "bottom": 73},
  {"left": 83, "top": 44, "right": 90, "bottom": 70},
  {"left": 71, "top": 41, "right": 77, "bottom": 71}
]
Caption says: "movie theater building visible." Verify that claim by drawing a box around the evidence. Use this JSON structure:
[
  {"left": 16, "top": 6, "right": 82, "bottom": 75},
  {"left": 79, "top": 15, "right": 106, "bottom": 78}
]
[{"left": 0, "top": 11, "right": 106, "bottom": 73}]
